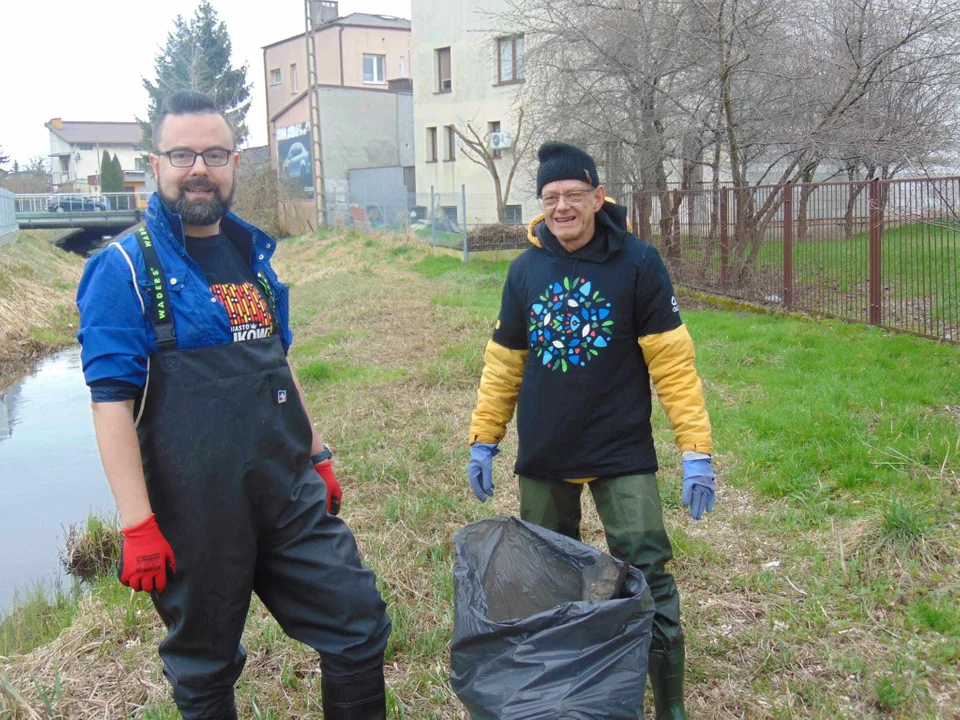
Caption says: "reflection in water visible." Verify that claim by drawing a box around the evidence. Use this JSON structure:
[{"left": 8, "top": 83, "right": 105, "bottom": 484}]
[
  {"left": 0, "top": 346, "right": 115, "bottom": 615},
  {"left": 0, "top": 380, "right": 22, "bottom": 442}
]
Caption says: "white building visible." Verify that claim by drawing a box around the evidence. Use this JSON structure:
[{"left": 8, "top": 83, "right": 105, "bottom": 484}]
[
  {"left": 412, "top": 0, "right": 537, "bottom": 226},
  {"left": 45, "top": 118, "right": 149, "bottom": 194}
]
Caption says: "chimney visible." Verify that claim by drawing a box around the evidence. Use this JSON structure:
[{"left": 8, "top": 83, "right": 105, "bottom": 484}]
[
  {"left": 50, "top": 118, "right": 63, "bottom": 129},
  {"left": 317, "top": 0, "right": 338, "bottom": 25}
]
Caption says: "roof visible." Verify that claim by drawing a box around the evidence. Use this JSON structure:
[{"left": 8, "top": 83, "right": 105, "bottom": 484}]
[
  {"left": 337, "top": 13, "right": 411, "bottom": 30},
  {"left": 262, "top": 12, "right": 410, "bottom": 50},
  {"left": 46, "top": 120, "right": 142, "bottom": 146}
]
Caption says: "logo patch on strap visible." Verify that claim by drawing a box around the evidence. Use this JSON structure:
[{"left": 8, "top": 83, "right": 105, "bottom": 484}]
[{"left": 277, "top": 390, "right": 287, "bottom": 404}]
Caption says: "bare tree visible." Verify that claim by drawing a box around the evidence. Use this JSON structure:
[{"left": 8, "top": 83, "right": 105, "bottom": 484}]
[
  {"left": 686, "top": 0, "right": 960, "bottom": 281},
  {"left": 453, "top": 107, "right": 536, "bottom": 223}
]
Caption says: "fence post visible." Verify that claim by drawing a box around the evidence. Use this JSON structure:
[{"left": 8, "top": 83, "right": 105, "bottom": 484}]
[
  {"left": 461, "top": 184, "right": 469, "bottom": 263},
  {"left": 783, "top": 181, "right": 793, "bottom": 309},
  {"left": 719, "top": 187, "right": 729, "bottom": 288},
  {"left": 868, "top": 178, "right": 882, "bottom": 325},
  {"left": 430, "top": 185, "right": 435, "bottom": 252}
]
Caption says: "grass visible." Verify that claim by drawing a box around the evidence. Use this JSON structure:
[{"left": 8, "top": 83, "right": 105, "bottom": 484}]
[
  {"left": 753, "top": 222, "right": 960, "bottom": 324},
  {"left": 1, "top": 228, "right": 957, "bottom": 718},
  {"left": 414, "top": 227, "right": 464, "bottom": 249},
  {"left": 0, "top": 230, "right": 85, "bottom": 390}
]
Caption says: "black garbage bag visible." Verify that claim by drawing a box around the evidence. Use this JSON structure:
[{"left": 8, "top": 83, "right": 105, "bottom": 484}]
[{"left": 450, "top": 516, "right": 656, "bottom": 720}]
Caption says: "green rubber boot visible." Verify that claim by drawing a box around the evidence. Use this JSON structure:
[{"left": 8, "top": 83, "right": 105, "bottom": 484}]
[{"left": 647, "top": 632, "right": 689, "bottom": 720}]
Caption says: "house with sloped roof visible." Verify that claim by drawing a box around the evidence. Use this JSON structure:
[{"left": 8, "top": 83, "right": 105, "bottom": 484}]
[{"left": 45, "top": 118, "right": 150, "bottom": 194}]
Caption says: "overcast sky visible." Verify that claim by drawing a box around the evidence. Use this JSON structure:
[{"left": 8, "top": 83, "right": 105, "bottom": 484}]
[{"left": 0, "top": 0, "right": 412, "bottom": 164}]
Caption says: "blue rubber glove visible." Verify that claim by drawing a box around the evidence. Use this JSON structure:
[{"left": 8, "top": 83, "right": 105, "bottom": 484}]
[
  {"left": 681, "top": 452, "right": 716, "bottom": 520},
  {"left": 468, "top": 443, "right": 500, "bottom": 502}
]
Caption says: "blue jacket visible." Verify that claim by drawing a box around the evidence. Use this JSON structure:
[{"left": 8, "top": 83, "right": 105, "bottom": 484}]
[{"left": 76, "top": 193, "right": 293, "bottom": 389}]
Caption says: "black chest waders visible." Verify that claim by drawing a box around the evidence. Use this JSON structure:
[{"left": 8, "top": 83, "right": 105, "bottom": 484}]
[{"left": 130, "top": 226, "right": 390, "bottom": 720}]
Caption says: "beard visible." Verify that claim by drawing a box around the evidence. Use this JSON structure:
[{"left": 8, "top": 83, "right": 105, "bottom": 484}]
[{"left": 160, "top": 177, "right": 234, "bottom": 226}]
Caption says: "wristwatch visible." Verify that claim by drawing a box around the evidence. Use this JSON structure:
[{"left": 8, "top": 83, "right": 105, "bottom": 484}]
[{"left": 311, "top": 443, "right": 333, "bottom": 465}]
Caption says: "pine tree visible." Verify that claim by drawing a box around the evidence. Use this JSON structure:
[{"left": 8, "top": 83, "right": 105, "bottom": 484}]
[{"left": 140, "top": 1, "right": 251, "bottom": 150}]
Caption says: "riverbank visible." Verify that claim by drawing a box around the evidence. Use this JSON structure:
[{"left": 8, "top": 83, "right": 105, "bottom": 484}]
[
  {"left": 0, "top": 231, "right": 84, "bottom": 391},
  {"left": 1, "top": 228, "right": 957, "bottom": 718}
]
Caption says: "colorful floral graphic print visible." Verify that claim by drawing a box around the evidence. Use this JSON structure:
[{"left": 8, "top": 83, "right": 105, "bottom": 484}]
[{"left": 528, "top": 277, "right": 613, "bottom": 372}]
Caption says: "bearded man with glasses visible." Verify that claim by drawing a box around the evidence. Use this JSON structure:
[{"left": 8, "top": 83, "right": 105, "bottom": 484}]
[
  {"left": 75, "top": 90, "right": 391, "bottom": 720},
  {"left": 466, "top": 141, "right": 716, "bottom": 719}
]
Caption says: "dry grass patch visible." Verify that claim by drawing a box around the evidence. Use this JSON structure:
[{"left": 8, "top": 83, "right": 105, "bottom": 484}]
[{"left": 0, "top": 232, "right": 84, "bottom": 389}]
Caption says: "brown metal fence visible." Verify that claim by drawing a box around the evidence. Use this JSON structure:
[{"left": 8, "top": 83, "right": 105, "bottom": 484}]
[{"left": 632, "top": 177, "right": 960, "bottom": 343}]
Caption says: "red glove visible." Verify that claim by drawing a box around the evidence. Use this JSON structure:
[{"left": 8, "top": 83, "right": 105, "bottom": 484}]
[
  {"left": 314, "top": 460, "right": 342, "bottom": 515},
  {"left": 119, "top": 514, "right": 176, "bottom": 594}
]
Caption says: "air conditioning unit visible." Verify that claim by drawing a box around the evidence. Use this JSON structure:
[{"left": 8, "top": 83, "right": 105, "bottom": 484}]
[{"left": 489, "top": 131, "right": 513, "bottom": 151}]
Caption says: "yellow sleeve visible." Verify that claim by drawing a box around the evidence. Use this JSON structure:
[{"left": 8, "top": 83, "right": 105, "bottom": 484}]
[
  {"left": 469, "top": 339, "right": 528, "bottom": 445},
  {"left": 638, "top": 324, "right": 713, "bottom": 454}
]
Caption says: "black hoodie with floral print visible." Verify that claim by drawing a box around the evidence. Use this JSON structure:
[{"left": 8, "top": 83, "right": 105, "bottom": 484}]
[{"left": 489, "top": 201, "right": 684, "bottom": 480}]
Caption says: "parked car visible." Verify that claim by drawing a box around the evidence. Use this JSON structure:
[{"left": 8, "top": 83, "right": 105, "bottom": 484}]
[{"left": 47, "top": 194, "right": 108, "bottom": 212}]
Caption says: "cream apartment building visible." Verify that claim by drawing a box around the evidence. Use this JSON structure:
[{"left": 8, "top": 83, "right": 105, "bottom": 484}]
[{"left": 412, "top": 0, "right": 536, "bottom": 225}]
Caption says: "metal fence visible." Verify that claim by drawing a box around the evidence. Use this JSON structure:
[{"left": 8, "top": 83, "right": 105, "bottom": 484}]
[
  {"left": 330, "top": 185, "right": 540, "bottom": 255},
  {"left": 0, "top": 188, "right": 18, "bottom": 246},
  {"left": 634, "top": 177, "right": 960, "bottom": 342}
]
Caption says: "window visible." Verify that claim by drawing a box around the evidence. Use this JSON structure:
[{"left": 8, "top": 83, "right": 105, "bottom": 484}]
[
  {"left": 488, "top": 120, "right": 501, "bottom": 159},
  {"left": 497, "top": 35, "right": 524, "bottom": 84},
  {"left": 436, "top": 47, "right": 451, "bottom": 92},
  {"left": 399, "top": 56, "right": 406, "bottom": 77},
  {"left": 505, "top": 204, "right": 522, "bottom": 224},
  {"left": 441, "top": 206, "right": 458, "bottom": 222},
  {"left": 134, "top": 157, "right": 145, "bottom": 171},
  {"left": 363, "top": 54, "right": 386, "bottom": 83},
  {"left": 290, "top": 64, "right": 299, "bottom": 93},
  {"left": 77, "top": 143, "right": 94, "bottom": 151},
  {"left": 426, "top": 126, "right": 438, "bottom": 162},
  {"left": 270, "top": 68, "right": 282, "bottom": 85},
  {"left": 445, "top": 125, "right": 456, "bottom": 161}
]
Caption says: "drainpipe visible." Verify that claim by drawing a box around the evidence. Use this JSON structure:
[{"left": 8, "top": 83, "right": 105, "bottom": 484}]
[{"left": 339, "top": 26, "right": 345, "bottom": 85}]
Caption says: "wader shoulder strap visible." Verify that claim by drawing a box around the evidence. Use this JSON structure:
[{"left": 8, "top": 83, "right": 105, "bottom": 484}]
[{"left": 133, "top": 224, "right": 177, "bottom": 352}]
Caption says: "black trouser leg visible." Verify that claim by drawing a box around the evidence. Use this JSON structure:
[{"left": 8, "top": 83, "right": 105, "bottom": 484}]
[
  {"left": 321, "top": 666, "right": 387, "bottom": 720},
  {"left": 253, "top": 465, "right": 391, "bottom": 678},
  {"left": 148, "top": 483, "right": 257, "bottom": 720}
]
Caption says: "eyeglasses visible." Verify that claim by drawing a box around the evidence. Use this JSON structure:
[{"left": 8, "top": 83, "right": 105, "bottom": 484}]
[
  {"left": 539, "top": 188, "right": 595, "bottom": 209},
  {"left": 157, "top": 148, "right": 235, "bottom": 168}
]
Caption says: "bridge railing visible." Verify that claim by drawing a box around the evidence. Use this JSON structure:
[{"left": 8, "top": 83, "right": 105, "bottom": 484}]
[
  {"left": 15, "top": 192, "right": 148, "bottom": 214},
  {"left": 1, "top": 188, "right": 18, "bottom": 245}
]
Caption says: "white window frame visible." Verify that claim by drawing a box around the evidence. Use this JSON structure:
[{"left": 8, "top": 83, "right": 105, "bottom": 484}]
[
  {"left": 363, "top": 54, "right": 386, "bottom": 84},
  {"left": 270, "top": 68, "right": 282, "bottom": 85}
]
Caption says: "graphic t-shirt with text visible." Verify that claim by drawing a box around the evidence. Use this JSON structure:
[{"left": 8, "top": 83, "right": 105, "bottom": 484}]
[{"left": 185, "top": 233, "right": 274, "bottom": 343}]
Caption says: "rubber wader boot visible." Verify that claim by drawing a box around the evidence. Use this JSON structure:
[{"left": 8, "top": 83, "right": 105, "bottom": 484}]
[
  {"left": 648, "top": 632, "right": 689, "bottom": 720},
  {"left": 209, "top": 706, "right": 237, "bottom": 720},
  {"left": 321, "top": 666, "right": 387, "bottom": 720}
]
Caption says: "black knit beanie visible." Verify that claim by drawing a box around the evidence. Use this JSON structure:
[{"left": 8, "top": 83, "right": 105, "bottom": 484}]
[{"left": 536, "top": 141, "right": 599, "bottom": 196}]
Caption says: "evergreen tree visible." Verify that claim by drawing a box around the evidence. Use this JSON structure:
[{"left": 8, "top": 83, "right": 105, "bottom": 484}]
[
  {"left": 0, "top": 145, "right": 9, "bottom": 173},
  {"left": 99, "top": 150, "right": 112, "bottom": 187},
  {"left": 141, "top": 2, "right": 251, "bottom": 150},
  {"left": 100, "top": 151, "right": 125, "bottom": 193}
]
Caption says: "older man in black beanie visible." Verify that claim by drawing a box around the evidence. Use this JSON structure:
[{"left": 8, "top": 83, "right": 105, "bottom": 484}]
[{"left": 466, "top": 141, "right": 716, "bottom": 719}]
